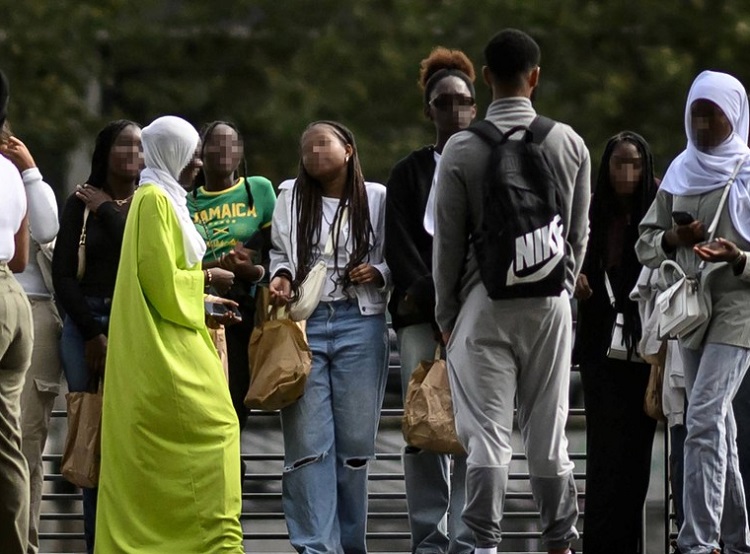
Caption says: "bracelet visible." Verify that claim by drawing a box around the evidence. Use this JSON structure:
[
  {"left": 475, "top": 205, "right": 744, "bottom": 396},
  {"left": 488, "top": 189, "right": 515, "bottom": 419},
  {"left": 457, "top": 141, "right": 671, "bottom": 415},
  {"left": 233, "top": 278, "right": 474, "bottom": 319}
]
[
  {"left": 273, "top": 268, "right": 292, "bottom": 281},
  {"left": 252, "top": 265, "right": 266, "bottom": 284},
  {"left": 204, "top": 268, "right": 213, "bottom": 289}
]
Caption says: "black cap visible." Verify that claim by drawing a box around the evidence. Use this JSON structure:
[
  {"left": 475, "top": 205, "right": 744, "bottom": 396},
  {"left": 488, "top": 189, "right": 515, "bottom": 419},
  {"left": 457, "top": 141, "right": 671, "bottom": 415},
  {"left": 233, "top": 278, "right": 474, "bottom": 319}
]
[{"left": 0, "top": 70, "right": 9, "bottom": 126}]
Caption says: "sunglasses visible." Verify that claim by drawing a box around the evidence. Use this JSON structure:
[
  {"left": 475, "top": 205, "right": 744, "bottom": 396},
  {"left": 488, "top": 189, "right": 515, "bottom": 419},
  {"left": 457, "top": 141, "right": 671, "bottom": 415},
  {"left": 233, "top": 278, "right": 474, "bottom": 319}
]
[{"left": 430, "top": 94, "right": 476, "bottom": 111}]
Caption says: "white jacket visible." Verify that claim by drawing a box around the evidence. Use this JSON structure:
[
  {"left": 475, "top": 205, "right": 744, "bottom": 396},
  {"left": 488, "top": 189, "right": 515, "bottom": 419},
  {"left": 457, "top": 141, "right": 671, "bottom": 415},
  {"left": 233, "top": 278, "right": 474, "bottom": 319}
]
[
  {"left": 630, "top": 265, "right": 685, "bottom": 427},
  {"left": 270, "top": 179, "right": 391, "bottom": 316}
]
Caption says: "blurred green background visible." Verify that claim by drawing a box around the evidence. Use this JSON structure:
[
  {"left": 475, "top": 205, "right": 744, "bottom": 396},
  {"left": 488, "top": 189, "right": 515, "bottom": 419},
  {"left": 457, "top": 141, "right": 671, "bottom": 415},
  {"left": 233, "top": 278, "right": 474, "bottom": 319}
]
[{"left": 2, "top": 0, "right": 750, "bottom": 199}]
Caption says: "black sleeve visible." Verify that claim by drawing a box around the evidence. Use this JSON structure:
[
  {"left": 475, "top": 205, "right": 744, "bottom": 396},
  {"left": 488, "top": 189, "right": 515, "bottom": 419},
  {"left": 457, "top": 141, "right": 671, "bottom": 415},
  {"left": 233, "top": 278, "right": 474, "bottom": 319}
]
[
  {"left": 96, "top": 201, "right": 128, "bottom": 243},
  {"left": 258, "top": 225, "right": 273, "bottom": 285},
  {"left": 384, "top": 162, "right": 431, "bottom": 294},
  {"left": 51, "top": 195, "right": 104, "bottom": 340}
]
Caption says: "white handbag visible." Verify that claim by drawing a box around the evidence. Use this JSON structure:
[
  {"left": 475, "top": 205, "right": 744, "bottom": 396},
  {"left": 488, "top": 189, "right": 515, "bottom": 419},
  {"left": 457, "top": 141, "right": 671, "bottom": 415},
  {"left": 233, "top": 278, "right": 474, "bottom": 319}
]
[
  {"left": 655, "top": 156, "right": 746, "bottom": 339},
  {"left": 604, "top": 272, "right": 643, "bottom": 362},
  {"left": 288, "top": 208, "right": 348, "bottom": 321},
  {"left": 656, "top": 260, "right": 708, "bottom": 339}
]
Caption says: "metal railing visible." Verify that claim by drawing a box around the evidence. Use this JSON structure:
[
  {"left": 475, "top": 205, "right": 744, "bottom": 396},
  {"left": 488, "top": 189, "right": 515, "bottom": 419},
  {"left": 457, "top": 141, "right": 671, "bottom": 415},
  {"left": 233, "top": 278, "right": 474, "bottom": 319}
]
[
  {"left": 37, "top": 344, "right": 672, "bottom": 553},
  {"left": 39, "top": 408, "right": 590, "bottom": 552}
]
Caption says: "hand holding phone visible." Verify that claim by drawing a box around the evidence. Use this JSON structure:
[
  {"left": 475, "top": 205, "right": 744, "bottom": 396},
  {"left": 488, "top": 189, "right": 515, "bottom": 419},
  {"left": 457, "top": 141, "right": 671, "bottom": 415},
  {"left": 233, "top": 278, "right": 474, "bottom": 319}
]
[
  {"left": 672, "top": 211, "right": 695, "bottom": 226},
  {"left": 204, "top": 297, "right": 242, "bottom": 326},
  {"left": 205, "top": 302, "right": 241, "bottom": 318},
  {"left": 665, "top": 211, "right": 705, "bottom": 248}
]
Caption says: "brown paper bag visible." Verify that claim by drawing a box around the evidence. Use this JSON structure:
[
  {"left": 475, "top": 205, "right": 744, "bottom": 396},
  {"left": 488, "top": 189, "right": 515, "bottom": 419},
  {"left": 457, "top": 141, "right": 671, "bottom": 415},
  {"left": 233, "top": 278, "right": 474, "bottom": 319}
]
[
  {"left": 245, "top": 308, "right": 312, "bottom": 411},
  {"left": 254, "top": 286, "right": 272, "bottom": 328},
  {"left": 402, "top": 357, "right": 465, "bottom": 455},
  {"left": 644, "top": 363, "right": 666, "bottom": 421},
  {"left": 61, "top": 388, "right": 103, "bottom": 488},
  {"left": 643, "top": 340, "right": 667, "bottom": 421},
  {"left": 207, "top": 325, "right": 229, "bottom": 382}
]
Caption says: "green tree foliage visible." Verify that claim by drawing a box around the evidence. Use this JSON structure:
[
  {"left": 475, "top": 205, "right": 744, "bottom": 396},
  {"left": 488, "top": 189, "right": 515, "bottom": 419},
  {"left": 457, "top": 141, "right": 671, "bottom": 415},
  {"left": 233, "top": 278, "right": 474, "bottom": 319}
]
[{"left": 2, "top": 0, "right": 750, "bottom": 193}]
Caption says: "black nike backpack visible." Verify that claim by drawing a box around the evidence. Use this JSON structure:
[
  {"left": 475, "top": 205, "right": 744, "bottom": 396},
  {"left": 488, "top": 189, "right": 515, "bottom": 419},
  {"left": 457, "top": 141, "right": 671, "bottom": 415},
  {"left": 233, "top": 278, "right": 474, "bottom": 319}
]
[{"left": 466, "top": 116, "right": 567, "bottom": 300}]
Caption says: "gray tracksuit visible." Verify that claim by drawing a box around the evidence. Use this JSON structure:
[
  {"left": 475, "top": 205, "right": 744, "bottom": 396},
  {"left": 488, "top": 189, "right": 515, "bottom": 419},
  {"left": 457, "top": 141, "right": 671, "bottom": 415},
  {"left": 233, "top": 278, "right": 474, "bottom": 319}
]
[{"left": 433, "top": 97, "right": 590, "bottom": 549}]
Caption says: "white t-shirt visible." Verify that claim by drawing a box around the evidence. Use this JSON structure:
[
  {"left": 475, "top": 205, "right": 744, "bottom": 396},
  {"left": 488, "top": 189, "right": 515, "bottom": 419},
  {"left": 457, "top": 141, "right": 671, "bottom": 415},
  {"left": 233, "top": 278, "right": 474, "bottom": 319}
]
[
  {"left": 0, "top": 156, "right": 27, "bottom": 262},
  {"left": 422, "top": 150, "right": 441, "bottom": 236},
  {"left": 320, "top": 196, "right": 350, "bottom": 301}
]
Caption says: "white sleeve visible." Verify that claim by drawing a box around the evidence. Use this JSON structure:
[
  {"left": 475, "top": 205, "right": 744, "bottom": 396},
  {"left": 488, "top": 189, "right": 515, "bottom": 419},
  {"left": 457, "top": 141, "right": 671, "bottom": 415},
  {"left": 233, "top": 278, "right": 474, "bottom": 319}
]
[
  {"left": 22, "top": 167, "right": 59, "bottom": 244},
  {"left": 422, "top": 159, "right": 440, "bottom": 237},
  {"left": 367, "top": 183, "right": 391, "bottom": 291},
  {"left": 269, "top": 188, "right": 294, "bottom": 279}
]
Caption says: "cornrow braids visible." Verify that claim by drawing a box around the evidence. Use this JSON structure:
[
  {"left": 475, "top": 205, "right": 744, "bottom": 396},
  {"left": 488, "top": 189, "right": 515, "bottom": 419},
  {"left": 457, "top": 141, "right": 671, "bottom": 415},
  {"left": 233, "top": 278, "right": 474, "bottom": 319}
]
[
  {"left": 291, "top": 120, "right": 373, "bottom": 298},
  {"left": 193, "top": 120, "right": 248, "bottom": 192}
]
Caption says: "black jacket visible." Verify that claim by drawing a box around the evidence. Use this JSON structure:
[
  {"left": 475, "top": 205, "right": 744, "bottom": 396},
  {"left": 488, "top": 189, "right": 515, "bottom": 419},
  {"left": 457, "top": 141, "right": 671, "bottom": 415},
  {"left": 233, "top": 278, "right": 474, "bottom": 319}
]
[
  {"left": 52, "top": 194, "right": 127, "bottom": 339},
  {"left": 573, "top": 257, "right": 645, "bottom": 366},
  {"left": 385, "top": 146, "right": 438, "bottom": 331}
]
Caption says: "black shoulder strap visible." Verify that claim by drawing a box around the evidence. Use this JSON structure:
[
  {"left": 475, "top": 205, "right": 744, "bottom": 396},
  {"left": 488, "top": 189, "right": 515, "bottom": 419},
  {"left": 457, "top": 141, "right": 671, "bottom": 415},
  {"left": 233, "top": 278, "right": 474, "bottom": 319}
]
[
  {"left": 528, "top": 115, "right": 555, "bottom": 145},
  {"left": 465, "top": 120, "right": 504, "bottom": 145},
  {"left": 466, "top": 117, "right": 555, "bottom": 146}
]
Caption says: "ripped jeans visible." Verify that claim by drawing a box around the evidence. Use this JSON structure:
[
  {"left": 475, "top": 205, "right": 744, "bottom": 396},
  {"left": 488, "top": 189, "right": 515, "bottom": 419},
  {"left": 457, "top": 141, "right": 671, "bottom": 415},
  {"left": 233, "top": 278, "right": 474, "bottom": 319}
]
[{"left": 281, "top": 300, "right": 389, "bottom": 554}]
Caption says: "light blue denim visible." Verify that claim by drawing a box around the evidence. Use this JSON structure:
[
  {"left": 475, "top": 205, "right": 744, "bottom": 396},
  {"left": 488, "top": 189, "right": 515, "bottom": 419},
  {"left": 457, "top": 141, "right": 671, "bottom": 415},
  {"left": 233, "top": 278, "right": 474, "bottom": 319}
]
[
  {"left": 734, "top": 371, "right": 750, "bottom": 514},
  {"left": 678, "top": 343, "right": 750, "bottom": 554},
  {"left": 397, "top": 323, "right": 473, "bottom": 554},
  {"left": 59, "top": 297, "right": 110, "bottom": 554},
  {"left": 281, "top": 300, "right": 389, "bottom": 554}
]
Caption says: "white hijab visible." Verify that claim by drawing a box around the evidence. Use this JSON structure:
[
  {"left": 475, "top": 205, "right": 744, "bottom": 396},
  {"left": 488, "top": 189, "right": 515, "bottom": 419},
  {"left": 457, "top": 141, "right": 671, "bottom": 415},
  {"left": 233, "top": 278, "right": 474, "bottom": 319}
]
[
  {"left": 139, "top": 116, "right": 206, "bottom": 266},
  {"left": 660, "top": 70, "right": 750, "bottom": 240}
]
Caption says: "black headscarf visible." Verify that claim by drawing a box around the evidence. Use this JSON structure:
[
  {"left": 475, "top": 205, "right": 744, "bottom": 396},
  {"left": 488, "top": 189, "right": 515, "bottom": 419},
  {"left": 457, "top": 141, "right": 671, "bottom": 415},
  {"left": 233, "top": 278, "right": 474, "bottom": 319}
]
[
  {"left": 587, "top": 131, "right": 657, "bottom": 356},
  {"left": 86, "top": 119, "right": 140, "bottom": 188}
]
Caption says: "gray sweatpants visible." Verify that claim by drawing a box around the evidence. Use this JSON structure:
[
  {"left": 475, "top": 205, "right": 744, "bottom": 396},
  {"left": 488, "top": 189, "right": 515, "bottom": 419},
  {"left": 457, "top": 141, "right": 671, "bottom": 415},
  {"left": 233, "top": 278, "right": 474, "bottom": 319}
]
[{"left": 446, "top": 285, "right": 579, "bottom": 550}]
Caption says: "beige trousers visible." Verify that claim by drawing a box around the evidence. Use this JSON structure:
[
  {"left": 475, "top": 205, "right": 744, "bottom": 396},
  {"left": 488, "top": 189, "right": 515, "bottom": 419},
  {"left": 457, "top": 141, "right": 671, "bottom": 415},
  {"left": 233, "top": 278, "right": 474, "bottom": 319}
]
[
  {"left": 20, "top": 297, "right": 63, "bottom": 553},
  {"left": 0, "top": 264, "right": 34, "bottom": 554}
]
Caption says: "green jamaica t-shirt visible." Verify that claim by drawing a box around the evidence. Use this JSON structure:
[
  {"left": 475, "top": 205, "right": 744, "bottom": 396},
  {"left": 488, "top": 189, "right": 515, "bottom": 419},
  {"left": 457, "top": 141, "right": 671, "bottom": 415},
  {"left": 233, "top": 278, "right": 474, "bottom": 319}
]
[{"left": 188, "top": 176, "right": 276, "bottom": 262}]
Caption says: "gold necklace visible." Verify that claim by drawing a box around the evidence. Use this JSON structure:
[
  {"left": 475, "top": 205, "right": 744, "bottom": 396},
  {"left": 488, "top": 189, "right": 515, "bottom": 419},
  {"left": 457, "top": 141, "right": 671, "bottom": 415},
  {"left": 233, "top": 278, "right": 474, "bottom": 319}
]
[{"left": 114, "top": 194, "right": 133, "bottom": 207}]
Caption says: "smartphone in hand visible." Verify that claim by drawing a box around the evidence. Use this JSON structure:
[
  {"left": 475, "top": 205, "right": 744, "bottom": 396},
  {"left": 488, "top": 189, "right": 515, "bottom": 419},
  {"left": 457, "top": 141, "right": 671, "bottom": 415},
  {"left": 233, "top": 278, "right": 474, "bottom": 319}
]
[
  {"left": 672, "top": 211, "right": 695, "bottom": 226},
  {"left": 204, "top": 301, "right": 242, "bottom": 320}
]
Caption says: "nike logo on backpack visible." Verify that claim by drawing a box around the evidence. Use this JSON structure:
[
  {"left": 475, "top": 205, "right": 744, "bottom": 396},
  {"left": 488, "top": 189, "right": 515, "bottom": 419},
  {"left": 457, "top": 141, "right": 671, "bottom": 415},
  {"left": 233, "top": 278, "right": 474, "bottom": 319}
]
[{"left": 506, "top": 215, "right": 564, "bottom": 285}]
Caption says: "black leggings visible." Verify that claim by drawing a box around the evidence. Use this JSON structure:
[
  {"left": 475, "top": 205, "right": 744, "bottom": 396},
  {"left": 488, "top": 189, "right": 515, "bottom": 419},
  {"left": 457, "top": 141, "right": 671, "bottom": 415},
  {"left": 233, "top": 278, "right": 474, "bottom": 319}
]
[{"left": 225, "top": 304, "right": 255, "bottom": 431}]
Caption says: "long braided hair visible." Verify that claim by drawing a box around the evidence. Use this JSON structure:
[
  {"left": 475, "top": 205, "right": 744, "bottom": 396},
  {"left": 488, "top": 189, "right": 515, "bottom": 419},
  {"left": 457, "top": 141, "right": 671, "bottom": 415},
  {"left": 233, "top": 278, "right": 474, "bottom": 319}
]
[
  {"left": 588, "top": 131, "right": 657, "bottom": 357},
  {"left": 291, "top": 120, "right": 373, "bottom": 296},
  {"left": 193, "top": 120, "right": 249, "bottom": 191}
]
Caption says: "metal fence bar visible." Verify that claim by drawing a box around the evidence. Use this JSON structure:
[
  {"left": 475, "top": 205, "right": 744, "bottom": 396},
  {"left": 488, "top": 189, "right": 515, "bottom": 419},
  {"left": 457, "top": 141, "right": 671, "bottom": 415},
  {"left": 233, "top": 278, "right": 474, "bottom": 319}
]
[{"left": 40, "top": 333, "right": 643, "bottom": 553}]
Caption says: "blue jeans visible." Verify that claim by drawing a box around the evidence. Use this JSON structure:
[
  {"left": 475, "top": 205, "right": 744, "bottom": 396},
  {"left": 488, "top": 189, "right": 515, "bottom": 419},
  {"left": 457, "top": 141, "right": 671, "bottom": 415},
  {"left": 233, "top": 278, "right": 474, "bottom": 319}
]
[
  {"left": 60, "top": 297, "right": 111, "bottom": 554},
  {"left": 678, "top": 344, "right": 750, "bottom": 554},
  {"left": 734, "top": 371, "right": 750, "bottom": 516},
  {"left": 281, "top": 300, "right": 388, "bottom": 554},
  {"left": 397, "top": 323, "right": 473, "bottom": 554}
]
